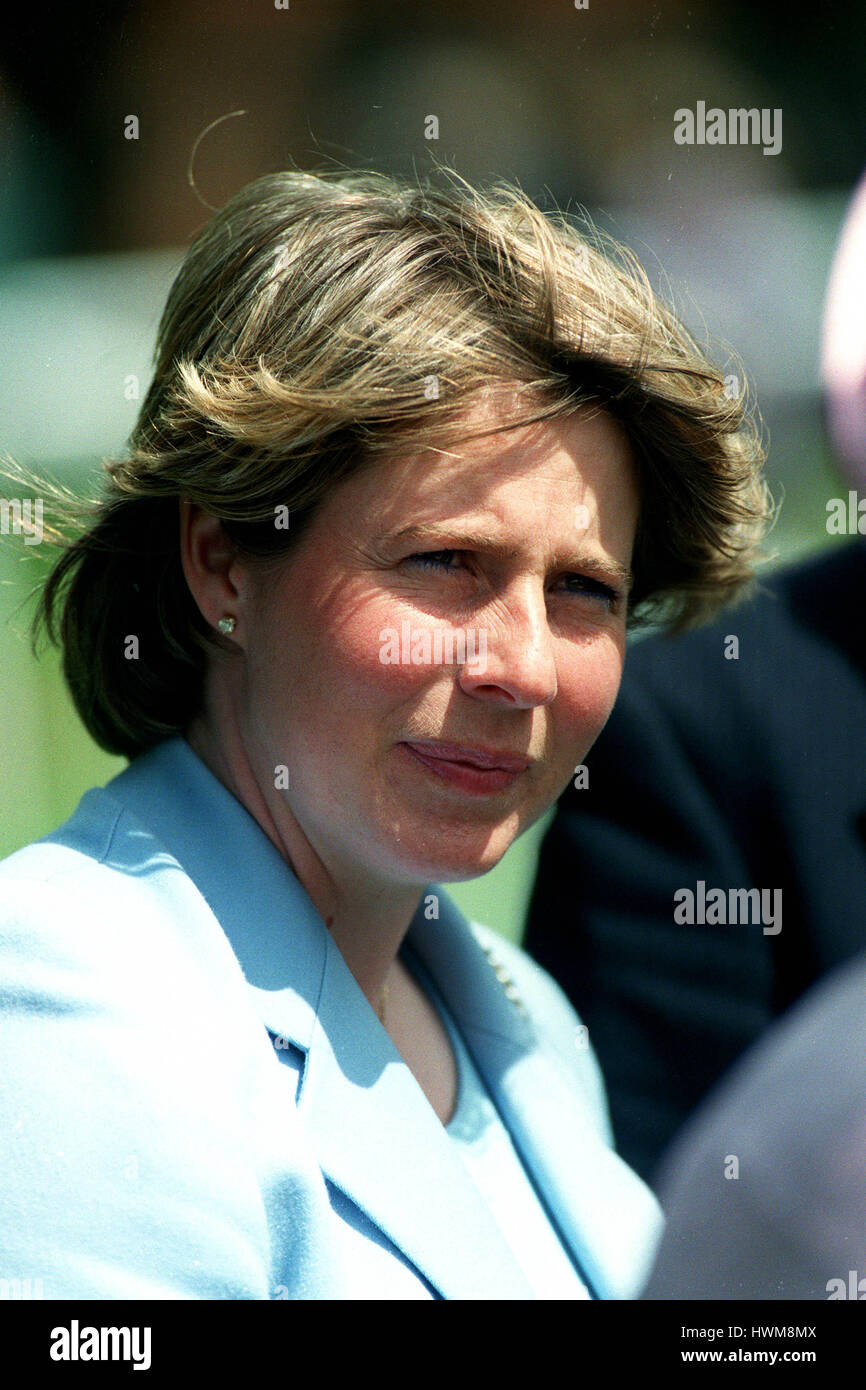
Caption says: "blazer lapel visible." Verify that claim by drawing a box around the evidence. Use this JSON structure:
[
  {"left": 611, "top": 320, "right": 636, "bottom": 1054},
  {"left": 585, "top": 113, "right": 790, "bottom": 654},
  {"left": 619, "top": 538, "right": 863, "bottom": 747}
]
[
  {"left": 407, "top": 894, "right": 663, "bottom": 1300},
  {"left": 295, "top": 934, "right": 535, "bottom": 1299}
]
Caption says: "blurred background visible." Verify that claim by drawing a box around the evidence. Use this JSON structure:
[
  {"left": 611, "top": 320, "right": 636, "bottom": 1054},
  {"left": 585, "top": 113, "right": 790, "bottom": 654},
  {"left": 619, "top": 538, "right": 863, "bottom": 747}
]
[{"left": 1, "top": 0, "right": 863, "bottom": 939}]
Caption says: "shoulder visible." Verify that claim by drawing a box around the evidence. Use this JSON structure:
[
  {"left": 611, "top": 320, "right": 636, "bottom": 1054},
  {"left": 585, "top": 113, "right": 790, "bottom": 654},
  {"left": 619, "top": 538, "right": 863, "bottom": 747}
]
[
  {"left": 645, "top": 951, "right": 866, "bottom": 1298},
  {"left": 0, "top": 782, "right": 288, "bottom": 1102},
  {"left": 0, "top": 791, "right": 252, "bottom": 1017},
  {"left": 0, "top": 793, "right": 332, "bottom": 1298},
  {"left": 466, "top": 921, "right": 614, "bottom": 1144}
]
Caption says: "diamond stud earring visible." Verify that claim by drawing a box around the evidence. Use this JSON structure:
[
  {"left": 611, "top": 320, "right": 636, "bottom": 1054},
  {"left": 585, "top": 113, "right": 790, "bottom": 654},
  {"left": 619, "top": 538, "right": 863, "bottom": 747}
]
[{"left": 217, "top": 615, "right": 236, "bottom": 635}]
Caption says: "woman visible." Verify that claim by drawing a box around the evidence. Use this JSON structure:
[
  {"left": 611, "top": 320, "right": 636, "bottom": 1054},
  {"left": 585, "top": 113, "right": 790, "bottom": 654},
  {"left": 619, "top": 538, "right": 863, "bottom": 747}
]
[{"left": 0, "top": 169, "right": 769, "bottom": 1300}]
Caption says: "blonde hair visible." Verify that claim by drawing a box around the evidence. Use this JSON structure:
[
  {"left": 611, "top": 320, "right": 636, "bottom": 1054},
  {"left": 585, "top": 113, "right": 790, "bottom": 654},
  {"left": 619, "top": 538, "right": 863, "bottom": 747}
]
[{"left": 34, "top": 167, "right": 771, "bottom": 758}]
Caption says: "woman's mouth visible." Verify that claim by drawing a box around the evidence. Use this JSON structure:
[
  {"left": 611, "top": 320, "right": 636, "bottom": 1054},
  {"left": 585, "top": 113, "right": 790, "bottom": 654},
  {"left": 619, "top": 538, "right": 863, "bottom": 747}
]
[{"left": 399, "top": 740, "right": 531, "bottom": 794}]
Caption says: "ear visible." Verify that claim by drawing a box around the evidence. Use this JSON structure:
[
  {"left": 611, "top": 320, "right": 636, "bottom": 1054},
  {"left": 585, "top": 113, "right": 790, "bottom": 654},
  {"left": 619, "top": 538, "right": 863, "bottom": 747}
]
[{"left": 179, "top": 499, "right": 248, "bottom": 642}]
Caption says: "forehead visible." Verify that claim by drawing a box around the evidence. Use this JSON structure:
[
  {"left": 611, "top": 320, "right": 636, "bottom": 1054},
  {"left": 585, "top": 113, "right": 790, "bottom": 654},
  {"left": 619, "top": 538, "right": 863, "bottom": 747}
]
[
  {"left": 346, "top": 389, "right": 636, "bottom": 514},
  {"left": 344, "top": 398, "right": 638, "bottom": 531}
]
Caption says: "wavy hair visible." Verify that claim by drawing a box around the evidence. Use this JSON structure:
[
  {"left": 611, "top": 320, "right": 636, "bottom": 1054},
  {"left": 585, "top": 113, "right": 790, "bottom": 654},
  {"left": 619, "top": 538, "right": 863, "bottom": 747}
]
[{"left": 31, "top": 167, "right": 772, "bottom": 758}]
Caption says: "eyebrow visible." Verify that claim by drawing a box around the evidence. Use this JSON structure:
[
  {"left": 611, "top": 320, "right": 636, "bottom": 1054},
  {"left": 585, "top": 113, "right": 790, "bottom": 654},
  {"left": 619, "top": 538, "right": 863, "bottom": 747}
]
[{"left": 381, "top": 522, "right": 634, "bottom": 594}]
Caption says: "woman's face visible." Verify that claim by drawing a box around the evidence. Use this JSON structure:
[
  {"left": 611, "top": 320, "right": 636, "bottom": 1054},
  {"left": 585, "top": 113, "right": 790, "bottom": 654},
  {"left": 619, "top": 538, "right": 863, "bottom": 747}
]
[{"left": 234, "top": 399, "right": 639, "bottom": 887}]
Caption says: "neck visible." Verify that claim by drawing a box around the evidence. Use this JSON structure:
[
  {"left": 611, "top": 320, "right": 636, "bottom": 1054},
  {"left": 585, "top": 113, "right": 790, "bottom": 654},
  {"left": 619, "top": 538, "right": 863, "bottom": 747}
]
[{"left": 184, "top": 696, "right": 424, "bottom": 1014}]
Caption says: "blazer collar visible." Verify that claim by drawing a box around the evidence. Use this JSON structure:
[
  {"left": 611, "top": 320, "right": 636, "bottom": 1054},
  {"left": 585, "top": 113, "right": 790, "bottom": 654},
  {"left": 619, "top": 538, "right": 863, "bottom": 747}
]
[{"left": 101, "top": 738, "right": 646, "bottom": 1298}]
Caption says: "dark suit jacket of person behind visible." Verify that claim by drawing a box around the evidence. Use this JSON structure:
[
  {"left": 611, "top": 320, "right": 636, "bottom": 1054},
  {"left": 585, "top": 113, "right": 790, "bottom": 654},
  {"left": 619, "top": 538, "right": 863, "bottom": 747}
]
[{"left": 525, "top": 538, "right": 866, "bottom": 1189}]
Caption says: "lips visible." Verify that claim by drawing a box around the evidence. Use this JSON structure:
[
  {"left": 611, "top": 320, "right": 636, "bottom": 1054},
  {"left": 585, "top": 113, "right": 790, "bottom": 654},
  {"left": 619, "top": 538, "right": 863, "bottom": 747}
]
[
  {"left": 401, "top": 740, "right": 531, "bottom": 773},
  {"left": 399, "top": 740, "right": 528, "bottom": 795}
]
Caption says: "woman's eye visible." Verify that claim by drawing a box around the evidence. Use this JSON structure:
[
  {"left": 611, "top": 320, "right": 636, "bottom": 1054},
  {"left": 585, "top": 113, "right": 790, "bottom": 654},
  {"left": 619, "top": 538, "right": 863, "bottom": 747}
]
[
  {"left": 561, "top": 574, "right": 620, "bottom": 609},
  {"left": 402, "top": 554, "right": 621, "bottom": 609},
  {"left": 405, "top": 550, "right": 461, "bottom": 571}
]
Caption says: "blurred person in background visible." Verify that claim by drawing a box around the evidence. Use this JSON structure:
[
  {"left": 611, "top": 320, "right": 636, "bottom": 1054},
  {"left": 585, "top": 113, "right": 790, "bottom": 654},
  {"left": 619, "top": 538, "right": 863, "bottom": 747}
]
[
  {"left": 640, "top": 946, "right": 866, "bottom": 1299},
  {"left": 639, "top": 170, "right": 866, "bottom": 1301},
  {"left": 0, "top": 168, "right": 771, "bottom": 1300},
  {"left": 525, "top": 171, "right": 866, "bottom": 1191}
]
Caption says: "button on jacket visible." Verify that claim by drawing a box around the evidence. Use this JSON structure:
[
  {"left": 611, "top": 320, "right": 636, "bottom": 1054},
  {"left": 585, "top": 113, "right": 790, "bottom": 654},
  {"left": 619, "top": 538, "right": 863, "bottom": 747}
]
[{"left": 0, "top": 738, "right": 662, "bottom": 1299}]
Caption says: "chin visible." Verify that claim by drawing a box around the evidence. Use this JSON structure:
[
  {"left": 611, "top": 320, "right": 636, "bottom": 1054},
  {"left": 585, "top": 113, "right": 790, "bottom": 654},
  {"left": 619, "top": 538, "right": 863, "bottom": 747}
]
[{"left": 383, "top": 816, "right": 522, "bottom": 885}]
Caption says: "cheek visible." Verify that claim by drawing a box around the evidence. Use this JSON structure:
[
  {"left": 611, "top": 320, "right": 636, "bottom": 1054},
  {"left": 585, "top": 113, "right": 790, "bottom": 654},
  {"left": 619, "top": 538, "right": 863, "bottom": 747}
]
[
  {"left": 290, "top": 595, "right": 441, "bottom": 712},
  {"left": 556, "top": 636, "right": 626, "bottom": 744}
]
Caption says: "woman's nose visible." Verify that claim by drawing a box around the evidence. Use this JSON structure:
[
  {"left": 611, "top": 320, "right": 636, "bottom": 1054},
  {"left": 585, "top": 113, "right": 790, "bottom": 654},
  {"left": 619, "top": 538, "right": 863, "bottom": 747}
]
[{"left": 457, "top": 592, "right": 558, "bottom": 709}]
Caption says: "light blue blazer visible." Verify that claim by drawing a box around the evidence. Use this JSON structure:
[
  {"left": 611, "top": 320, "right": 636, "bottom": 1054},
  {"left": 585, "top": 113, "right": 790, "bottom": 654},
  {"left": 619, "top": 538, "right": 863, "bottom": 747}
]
[{"left": 0, "top": 738, "right": 661, "bottom": 1300}]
